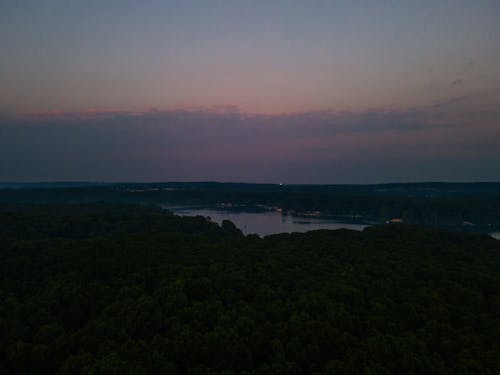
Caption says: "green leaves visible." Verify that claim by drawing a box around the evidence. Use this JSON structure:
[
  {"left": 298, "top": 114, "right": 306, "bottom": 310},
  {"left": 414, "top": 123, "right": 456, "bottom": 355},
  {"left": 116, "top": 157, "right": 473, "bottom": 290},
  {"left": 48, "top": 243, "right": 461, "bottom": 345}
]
[{"left": 1, "top": 205, "right": 499, "bottom": 373}]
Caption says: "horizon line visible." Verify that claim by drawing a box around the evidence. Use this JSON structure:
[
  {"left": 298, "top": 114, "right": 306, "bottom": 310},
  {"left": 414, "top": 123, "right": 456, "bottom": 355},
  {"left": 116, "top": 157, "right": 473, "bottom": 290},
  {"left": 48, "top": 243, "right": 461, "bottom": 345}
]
[{"left": 1, "top": 180, "right": 500, "bottom": 187}]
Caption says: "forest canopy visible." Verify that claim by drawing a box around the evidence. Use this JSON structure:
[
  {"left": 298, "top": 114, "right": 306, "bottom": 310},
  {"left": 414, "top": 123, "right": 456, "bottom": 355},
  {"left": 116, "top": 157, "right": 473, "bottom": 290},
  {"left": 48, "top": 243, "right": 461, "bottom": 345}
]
[{"left": 1, "top": 204, "right": 499, "bottom": 374}]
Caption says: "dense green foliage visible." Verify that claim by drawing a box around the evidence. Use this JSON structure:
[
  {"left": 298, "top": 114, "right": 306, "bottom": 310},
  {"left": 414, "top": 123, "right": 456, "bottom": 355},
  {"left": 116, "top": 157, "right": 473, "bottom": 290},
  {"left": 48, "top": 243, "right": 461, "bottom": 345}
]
[{"left": 1, "top": 205, "right": 499, "bottom": 374}]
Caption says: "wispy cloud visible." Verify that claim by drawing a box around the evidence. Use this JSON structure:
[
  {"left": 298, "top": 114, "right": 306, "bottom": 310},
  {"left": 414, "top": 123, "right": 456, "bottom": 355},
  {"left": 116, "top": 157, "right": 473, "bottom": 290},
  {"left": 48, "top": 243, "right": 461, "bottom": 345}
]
[
  {"left": 11, "top": 107, "right": 451, "bottom": 133},
  {"left": 431, "top": 89, "right": 500, "bottom": 109},
  {"left": 432, "top": 95, "right": 471, "bottom": 108},
  {"left": 1, "top": 105, "right": 498, "bottom": 183}
]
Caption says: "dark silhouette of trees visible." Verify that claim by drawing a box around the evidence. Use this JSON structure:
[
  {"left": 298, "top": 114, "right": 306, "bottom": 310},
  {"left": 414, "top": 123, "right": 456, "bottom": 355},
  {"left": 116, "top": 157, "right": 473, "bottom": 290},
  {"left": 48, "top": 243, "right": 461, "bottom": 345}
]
[{"left": 1, "top": 204, "right": 499, "bottom": 373}]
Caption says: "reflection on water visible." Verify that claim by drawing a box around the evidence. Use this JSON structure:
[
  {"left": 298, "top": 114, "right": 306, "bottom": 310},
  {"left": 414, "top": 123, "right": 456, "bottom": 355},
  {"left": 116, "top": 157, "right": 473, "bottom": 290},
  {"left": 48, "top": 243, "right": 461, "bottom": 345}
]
[
  {"left": 491, "top": 231, "right": 500, "bottom": 240},
  {"left": 168, "top": 207, "right": 368, "bottom": 236}
]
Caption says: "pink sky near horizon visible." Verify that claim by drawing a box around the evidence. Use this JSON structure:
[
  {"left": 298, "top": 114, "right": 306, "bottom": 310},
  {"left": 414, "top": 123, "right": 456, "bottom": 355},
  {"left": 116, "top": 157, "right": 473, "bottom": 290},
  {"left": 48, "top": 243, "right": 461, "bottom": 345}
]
[{"left": 1, "top": 1, "right": 500, "bottom": 116}]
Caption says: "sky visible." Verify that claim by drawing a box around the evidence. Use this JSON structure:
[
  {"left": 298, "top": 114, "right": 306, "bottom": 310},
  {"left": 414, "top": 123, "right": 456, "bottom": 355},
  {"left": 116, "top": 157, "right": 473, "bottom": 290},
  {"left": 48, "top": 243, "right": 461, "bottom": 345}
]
[{"left": 1, "top": 0, "right": 499, "bottom": 183}]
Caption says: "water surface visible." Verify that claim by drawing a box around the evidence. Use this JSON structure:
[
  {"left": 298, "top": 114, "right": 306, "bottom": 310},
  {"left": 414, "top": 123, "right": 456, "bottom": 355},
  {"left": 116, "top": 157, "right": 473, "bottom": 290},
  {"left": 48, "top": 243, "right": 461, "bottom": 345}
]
[{"left": 169, "top": 207, "right": 368, "bottom": 236}]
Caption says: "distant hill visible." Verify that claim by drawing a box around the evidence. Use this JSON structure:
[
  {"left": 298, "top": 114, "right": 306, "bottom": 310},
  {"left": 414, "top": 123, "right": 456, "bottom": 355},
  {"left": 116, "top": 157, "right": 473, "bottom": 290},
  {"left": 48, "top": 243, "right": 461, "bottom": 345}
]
[{"left": 1, "top": 182, "right": 499, "bottom": 235}]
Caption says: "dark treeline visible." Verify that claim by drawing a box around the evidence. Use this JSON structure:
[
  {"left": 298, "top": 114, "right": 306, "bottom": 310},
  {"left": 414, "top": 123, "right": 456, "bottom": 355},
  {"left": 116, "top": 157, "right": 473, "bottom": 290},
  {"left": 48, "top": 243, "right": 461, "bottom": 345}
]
[
  {"left": 1, "top": 204, "right": 499, "bottom": 374},
  {"left": 1, "top": 182, "right": 500, "bottom": 233}
]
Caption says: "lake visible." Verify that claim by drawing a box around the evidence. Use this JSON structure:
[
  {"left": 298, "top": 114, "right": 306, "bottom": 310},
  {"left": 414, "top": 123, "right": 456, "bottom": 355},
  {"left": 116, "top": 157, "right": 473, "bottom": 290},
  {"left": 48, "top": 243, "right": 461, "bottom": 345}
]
[{"left": 167, "top": 207, "right": 368, "bottom": 236}]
